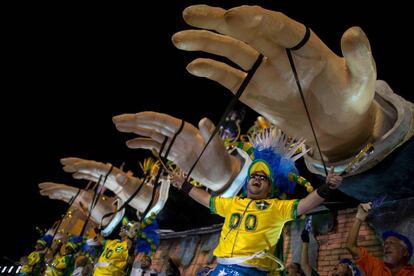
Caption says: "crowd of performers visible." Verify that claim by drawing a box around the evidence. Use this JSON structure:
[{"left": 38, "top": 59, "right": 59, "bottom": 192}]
[
  {"left": 17, "top": 113, "right": 413, "bottom": 276},
  {"left": 18, "top": 213, "right": 173, "bottom": 276},
  {"left": 17, "top": 203, "right": 414, "bottom": 276},
  {"left": 13, "top": 0, "right": 414, "bottom": 274}
]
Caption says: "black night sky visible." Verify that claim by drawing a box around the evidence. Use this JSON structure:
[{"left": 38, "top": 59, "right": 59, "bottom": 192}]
[{"left": 2, "top": 1, "right": 413, "bottom": 263}]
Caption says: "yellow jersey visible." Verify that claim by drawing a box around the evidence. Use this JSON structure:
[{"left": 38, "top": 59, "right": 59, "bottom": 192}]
[
  {"left": 44, "top": 253, "right": 73, "bottom": 276},
  {"left": 20, "top": 251, "right": 44, "bottom": 274},
  {"left": 210, "top": 196, "right": 298, "bottom": 272},
  {"left": 93, "top": 239, "right": 129, "bottom": 276}
]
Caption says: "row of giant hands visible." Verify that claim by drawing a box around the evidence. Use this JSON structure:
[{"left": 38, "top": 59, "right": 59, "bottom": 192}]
[
  {"left": 39, "top": 4, "right": 381, "bottom": 226},
  {"left": 39, "top": 112, "right": 237, "bottom": 225}
]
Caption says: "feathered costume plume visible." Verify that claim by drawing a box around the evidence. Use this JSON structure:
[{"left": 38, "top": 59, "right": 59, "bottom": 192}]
[{"left": 242, "top": 127, "right": 311, "bottom": 198}]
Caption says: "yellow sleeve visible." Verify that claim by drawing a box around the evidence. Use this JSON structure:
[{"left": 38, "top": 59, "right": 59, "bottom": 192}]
[
  {"left": 210, "top": 196, "right": 233, "bottom": 217},
  {"left": 272, "top": 199, "right": 300, "bottom": 221},
  {"left": 27, "top": 252, "right": 41, "bottom": 266},
  {"left": 54, "top": 256, "right": 68, "bottom": 270},
  {"left": 55, "top": 255, "right": 72, "bottom": 270}
]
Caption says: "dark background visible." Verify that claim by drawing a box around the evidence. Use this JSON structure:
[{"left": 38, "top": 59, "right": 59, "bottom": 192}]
[{"left": 2, "top": 1, "right": 412, "bottom": 262}]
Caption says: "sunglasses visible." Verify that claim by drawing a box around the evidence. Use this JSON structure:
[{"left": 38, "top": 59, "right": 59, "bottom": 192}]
[{"left": 250, "top": 173, "right": 269, "bottom": 182}]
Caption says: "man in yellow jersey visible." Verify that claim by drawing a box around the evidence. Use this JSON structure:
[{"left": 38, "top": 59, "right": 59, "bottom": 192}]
[
  {"left": 172, "top": 129, "right": 343, "bottom": 275},
  {"left": 93, "top": 218, "right": 137, "bottom": 276},
  {"left": 18, "top": 236, "right": 51, "bottom": 276},
  {"left": 44, "top": 241, "right": 76, "bottom": 276}
]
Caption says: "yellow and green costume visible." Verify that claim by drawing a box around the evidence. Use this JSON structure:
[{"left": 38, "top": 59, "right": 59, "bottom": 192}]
[
  {"left": 210, "top": 196, "right": 299, "bottom": 272},
  {"left": 44, "top": 253, "right": 74, "bottom": 276},
  {"left": 19, "top": 251, "right": 45, "bottom": 275},
  {"left": 93, "top": 239, "right": 129, "bottom": 276}
]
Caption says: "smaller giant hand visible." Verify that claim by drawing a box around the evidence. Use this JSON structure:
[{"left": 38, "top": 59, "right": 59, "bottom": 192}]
[
  {"left": 60, "top": 157, "right": 126, "bottom": 193},
  {"left": 38, "top": 182, "right": 116, "bottom": 226},
  {"left": 113, "top": 111, "right": 241, "bottom": 191},
  {"left": 60, "top": 157, "right": 156, "bottom": 213}
]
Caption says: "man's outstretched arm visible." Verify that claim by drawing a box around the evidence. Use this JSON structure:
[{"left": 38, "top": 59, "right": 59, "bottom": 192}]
[
  {"left": 297, "top": 168, "right": 343, "bottom": 216},
  {"left": 170, "top": 174, "right": 211, "bottom": 208},
  {"left": 188, "top": 186, "right": 211, "bottom": 208}
]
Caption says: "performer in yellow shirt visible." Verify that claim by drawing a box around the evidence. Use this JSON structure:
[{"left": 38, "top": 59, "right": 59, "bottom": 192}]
[
  {"left": 19, "top": 236, "right": 51, "bottom": 276},
  {"left": 172, "top": 128, "right": 343, "bottom": 275},
  {"left": 211, "top": 193, "right": 298, "bottom": 272},
  {"left": 44, "top": 241, "right": 76, "bottom": 276},
  {"left": 93, "top": 218, "right": 137, "bottom": 276}
]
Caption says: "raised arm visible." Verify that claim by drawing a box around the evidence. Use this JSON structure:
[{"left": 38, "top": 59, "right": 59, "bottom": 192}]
[
  {"left": 300, "top": 229, "right": 313, "bottom": 276},
  {"left": 346, "top": 202, "right": 372, "bottom": 258},
  {"left": 297, "top": 168, "right": 343, "bottom": 216},
  {"left": 169, "top": 174, "right": 211, "bottom": 208},
  {"left": 188, "top": 187, "right": 211, "bottom": 208}
]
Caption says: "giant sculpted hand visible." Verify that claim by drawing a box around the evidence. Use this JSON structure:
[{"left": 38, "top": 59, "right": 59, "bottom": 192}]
[
  {"left": 172, "top": 5, "right": 378, "bottom": 162},
  {"left": 59, "top": 157, "right": 159, "bottom": 213},
  {"left": 113, "top": 111, "right": 240, "bottom": 191},
  {"left": 38, "top": 182, "right": 116, "bottom": 226}
]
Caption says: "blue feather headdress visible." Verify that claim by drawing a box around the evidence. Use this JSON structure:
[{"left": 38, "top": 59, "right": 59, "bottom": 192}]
[
  {"left": 37, "top": 234, "right": 53, "bottom": 247},
  {"left": 134, "top": 212, "right": 160, "bottom": 256},
  {"left": 242, "top": 127, "right": 309, "bottom": 198}
]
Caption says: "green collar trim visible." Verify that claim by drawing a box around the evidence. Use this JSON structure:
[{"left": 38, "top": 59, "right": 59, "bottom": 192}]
[
  {"left": 292, "top": 199, "right": 300, "bottom": 219},
  {"left": 209, "top": 196, "right": 216, "bottom": 214}
]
